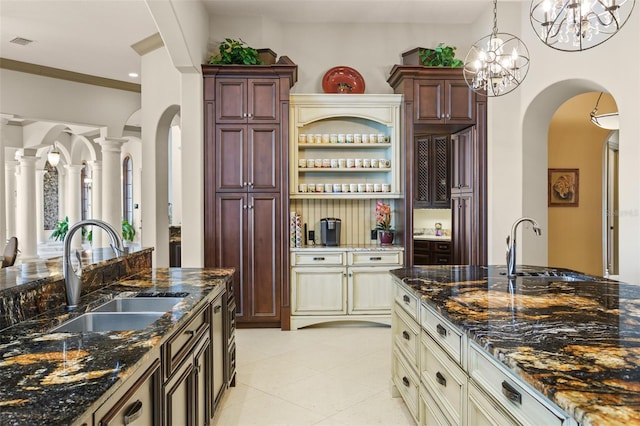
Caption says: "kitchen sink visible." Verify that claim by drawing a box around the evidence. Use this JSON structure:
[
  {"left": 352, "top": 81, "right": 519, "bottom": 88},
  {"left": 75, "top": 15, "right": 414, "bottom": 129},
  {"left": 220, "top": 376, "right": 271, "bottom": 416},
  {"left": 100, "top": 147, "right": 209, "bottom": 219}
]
[
  {"left": 92, "top": 297, "right": 184, "bottom": 313},
  {"left": 498, "top": 269, "right": 599, "bottom": 282},
  {"left": 51, "top": 312, "right": 164, "bottom": 333}
]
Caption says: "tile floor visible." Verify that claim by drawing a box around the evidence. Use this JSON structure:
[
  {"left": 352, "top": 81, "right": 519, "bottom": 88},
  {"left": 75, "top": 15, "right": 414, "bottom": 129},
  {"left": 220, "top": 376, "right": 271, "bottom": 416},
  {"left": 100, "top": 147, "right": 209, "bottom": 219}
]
[{"left": 212, "top": 324, "right": 415, "bottom": 426}]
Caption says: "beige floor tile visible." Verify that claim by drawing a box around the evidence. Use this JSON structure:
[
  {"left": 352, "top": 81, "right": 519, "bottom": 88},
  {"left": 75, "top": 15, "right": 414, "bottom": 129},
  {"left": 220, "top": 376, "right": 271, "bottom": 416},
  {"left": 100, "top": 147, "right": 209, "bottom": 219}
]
[{"left": 317, "top": 389, "right": 415, "bottom": 426}]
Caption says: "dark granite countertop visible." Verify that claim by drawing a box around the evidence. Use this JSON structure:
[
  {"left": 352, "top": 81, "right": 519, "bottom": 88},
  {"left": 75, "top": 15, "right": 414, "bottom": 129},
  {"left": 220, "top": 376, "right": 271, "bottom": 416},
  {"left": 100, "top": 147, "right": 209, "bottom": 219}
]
[
  {"left": 391, "top": 265, "right": 640, "bottom": 425},
  {"left": 0, "top": 267, "right": 233, "bottom": 425}
]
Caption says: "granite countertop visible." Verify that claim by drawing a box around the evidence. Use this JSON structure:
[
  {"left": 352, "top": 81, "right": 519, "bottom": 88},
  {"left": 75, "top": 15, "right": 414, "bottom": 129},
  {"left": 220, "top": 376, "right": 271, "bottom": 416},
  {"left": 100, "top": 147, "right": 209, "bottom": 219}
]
[
  {"left": 0, "top": 267, "right": 234, "bottom": 425},
  {"left": 291, "top": 244, "right": 404, "bottom": 252},
  {"left": 413, "top": 234, "right": 451, "bottom": 241},
  {"left": 391, "top": 265, "right": 640, "bottom": 425}
]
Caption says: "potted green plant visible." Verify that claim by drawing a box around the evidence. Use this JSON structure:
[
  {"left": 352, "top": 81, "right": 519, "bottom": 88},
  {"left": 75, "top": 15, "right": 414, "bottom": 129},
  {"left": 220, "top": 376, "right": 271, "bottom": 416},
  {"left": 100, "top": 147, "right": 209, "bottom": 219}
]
[
  {"left": 207, "top": 38, "right": 263, "bottom": 65},
  {"left": 419, "top": 43, "right": 463, "bottom": 67},
  {"left": 50, "top": 216, "right": 69, "bottom": 241},
  {"left": 122, "top": 219, "right": 136, "bottom": 244},
  {"left": 375, "top": 201, "right": 395, "bottom": 245}
]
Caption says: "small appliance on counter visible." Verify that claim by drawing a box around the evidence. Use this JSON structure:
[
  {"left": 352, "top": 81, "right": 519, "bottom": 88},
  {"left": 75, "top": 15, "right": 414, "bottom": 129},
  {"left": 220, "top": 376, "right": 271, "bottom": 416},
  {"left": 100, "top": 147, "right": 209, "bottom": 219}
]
[{"left": 320, "top": 218, "right": 341, "bottom": 246}]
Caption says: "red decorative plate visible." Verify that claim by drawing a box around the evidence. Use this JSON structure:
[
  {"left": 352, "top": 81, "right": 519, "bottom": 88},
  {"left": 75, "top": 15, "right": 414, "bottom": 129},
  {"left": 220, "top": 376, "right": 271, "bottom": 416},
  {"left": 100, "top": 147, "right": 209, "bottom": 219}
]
[{"left": 322, "top": 66, "right": 365, "bottom": 94}]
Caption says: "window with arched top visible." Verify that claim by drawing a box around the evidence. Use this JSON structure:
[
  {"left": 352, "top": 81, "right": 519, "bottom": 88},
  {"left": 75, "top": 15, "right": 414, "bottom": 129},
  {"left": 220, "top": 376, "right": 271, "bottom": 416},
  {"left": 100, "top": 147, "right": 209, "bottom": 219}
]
[
  {"left": 81, "top": 162, "right": 91, "bottom": 220},
  {"left": 123, "top": 155, "right": 133, "bottom": 225}
]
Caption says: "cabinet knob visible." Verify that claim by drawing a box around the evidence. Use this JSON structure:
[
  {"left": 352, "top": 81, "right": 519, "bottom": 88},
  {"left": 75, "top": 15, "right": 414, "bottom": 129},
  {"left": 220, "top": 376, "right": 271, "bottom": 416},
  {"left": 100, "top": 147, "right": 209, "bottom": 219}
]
[
  {"left": 402, "top": 376, "right": 410, "bottom": 387},
  {"left": 247, "top": 113, "right": 253, "bottom": 118},
  {"left": 248, "top": 205, "right": 254, "bottom": 209},
  {"left": 402, "top": 295, "right": 410, "bottom": 304},
  {"left": 313, "top": 257, "right": 325, "bottom": 261},
  {"left": 436, "top": 323, "right": 447, "bottom": 337},
  {"left": 369, "top": 257, "right": 382, "bottom": 261},
  {"left": 123, "top": 400, "right": 143, "bottom": 425},
  {"left": 243, "top": 205, "right": 248, "bottom": 209},
  {"left": 243, "top": 182, "right": 248, "bottom": 187},
  {"left": 243, "top": 113, "right": 248, "bottom": 118},
  {"left": 214, "top": 305, "right": 222, "bottom": 313},
  {"left": 402, "top": 330, "right": 410, "bottom": 341},
  {"left": 248, "top": 182, "right": 254, "bottom": 187},
  {"left": 436, "top": 371, "right": 447, "bottom": 387}
]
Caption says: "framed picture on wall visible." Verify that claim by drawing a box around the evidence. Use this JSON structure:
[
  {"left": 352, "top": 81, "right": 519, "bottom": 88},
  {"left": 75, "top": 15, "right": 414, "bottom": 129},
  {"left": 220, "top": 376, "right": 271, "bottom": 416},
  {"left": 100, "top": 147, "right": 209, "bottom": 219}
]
[{"left": 548, "top": 168, "right": 579, "bottom": 207}]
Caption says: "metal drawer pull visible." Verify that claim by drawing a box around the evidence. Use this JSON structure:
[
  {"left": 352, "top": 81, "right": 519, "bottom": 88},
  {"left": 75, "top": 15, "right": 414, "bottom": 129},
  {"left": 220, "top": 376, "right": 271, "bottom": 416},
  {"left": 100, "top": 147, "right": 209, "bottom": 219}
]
[
  {"left": 403, "top": 295, "right": 410, "bottom": 304},
  {"left": 501, "top": 381, "right": 522, "bottom": 405},
  {"left": 402, "top": 330, "right": 410, "bottom": 340},
  {"left": 313, "top": 257, "right": 325, "bottom": 261},
  {"left": 369, "top": 256, "right": 382, "bottom": 261},
  {"left": 214, "top": 305, "right": 222, "bottom": 313},
  {"left": 402, "top": 376, "right": 410, "bottom": 387},
  {"left": 436, "top": 324, "right": 447, "bottom": 337},
  {"left": 435, "top": 372, "right": 447, "bottom": 387},
  {"left": 123, "top": 400, "right": 143, "bottom": 424}
]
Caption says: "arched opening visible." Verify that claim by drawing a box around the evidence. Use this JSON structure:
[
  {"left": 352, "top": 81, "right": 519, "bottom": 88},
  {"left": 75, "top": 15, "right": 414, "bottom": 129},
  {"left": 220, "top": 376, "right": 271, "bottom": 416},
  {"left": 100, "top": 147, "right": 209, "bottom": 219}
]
[{"left": 122, "top": 155, "right": 134, "bottom": 225}]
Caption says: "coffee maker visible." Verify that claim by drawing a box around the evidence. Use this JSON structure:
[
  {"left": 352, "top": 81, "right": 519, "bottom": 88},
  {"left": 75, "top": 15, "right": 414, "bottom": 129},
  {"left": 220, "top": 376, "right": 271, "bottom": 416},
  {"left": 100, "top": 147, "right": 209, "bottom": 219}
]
[{"left": 320, "top": 218, "right": 341, "bottom": 246}]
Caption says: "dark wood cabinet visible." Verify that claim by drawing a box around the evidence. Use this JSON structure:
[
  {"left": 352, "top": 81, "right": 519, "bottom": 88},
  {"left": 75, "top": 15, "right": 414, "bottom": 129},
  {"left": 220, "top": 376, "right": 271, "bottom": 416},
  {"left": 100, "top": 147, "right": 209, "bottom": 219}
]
[
  {"left": 413, "top": 240, "right": 452, "bottom": 265},
  {"left": 414, "top": 78, "right": 475, "bottom": 125},
  {"left": 169, "top": 241, "right": 181, "bottom": 267},
  {"left": 387, "top": 65, "right": 486, "bottom": 268},
  {"left": 414, "top": 134, "right": 450, "bottom": 208},
  {"left": 215, "top": 78, "right": 279, "bottom": 123},
  {"left": 211, "top": 293, "right": 225, "bottom": 410},
  {"left": 204, "top": 63, "right": 297, "bottom": 329},
  {"left": 215, "top": 124, "right": 280, "bottom": 192},
  {"left": 214, "top": 192, "right": 281, "bottom": 325}
]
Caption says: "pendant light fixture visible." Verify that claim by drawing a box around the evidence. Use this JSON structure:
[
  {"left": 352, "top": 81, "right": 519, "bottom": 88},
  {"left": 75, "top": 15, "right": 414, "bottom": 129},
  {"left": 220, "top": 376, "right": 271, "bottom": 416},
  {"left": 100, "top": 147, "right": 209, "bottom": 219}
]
[
  {"left": 530, "top": 0, "right": 636, "bottom": 51},
  {"left": 47, "top": 143, "right": 61, "bottom": 167},
  {"left": 463, "top": 0, "right": 530, "bottom": 97},
  {"left": 590, "top": 92, "right": 620, "bottom": 129}
]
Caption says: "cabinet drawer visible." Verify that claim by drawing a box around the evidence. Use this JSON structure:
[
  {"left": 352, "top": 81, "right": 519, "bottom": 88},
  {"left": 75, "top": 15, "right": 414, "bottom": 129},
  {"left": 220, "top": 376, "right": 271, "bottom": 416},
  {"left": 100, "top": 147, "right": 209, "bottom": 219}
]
[
  {"left": 392, "top": 348, "right": 420, "bottom": 423},
  {"left": 468, "top": 381, "right": 518, "bottom": 426},
  {"left": 394, "top": 281, "right": 419, "bottom": 321},
  {"left": 420, "top": 383, "right": 452, "bottom": 426},
  {"left": 291, "top": 251, "right": 345, "bottom": 266},
  {"left": 164, "top": 303, "right": 209, "bottom": 378},
  {"left": 349, "top": 251, "right": 403, "bottom": 266},
  {"left": 421, "top": 302, "right": 464, "bottom": 366},
  {"left": 433, "top": 241, "right": 451, "bottom": 253},
  {"left": 468, "top": 343, "right": 570, "bottom": 426},
  {"left": 393, "top": 302, "right": 420, "bottom": 372},
  {"left": 420, "top": 332, "right": 467, "bottom": 426}
]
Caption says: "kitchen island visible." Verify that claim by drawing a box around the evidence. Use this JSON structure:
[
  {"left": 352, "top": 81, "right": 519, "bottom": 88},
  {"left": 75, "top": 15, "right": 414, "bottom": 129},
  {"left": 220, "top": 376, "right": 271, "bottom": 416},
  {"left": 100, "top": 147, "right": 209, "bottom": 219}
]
[
  {"left": 391, "top": 265, "right": 640, "bottom": 425},
  {"left": 0, "top": 265, "right": 235, "bottom": 425}
]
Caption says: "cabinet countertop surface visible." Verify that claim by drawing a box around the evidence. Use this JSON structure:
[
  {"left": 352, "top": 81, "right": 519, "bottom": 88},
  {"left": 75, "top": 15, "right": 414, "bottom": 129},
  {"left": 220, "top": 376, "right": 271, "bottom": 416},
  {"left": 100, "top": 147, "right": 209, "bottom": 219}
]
[
  {"left": 0, "top": 267, "right": 233, "bottom": 425},
  {"left": 291, "top": 244, "right": 404, "bottom": 252},
  {"left": 391, "top": 265, "right": 640, "bottom": 425}
]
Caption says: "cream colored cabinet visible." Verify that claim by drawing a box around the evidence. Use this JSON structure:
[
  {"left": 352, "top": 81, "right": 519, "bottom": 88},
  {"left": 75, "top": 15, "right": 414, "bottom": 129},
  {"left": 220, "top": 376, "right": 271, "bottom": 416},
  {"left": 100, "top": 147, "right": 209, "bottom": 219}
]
[
  {"left": 290, "top": 249, "right": 402, "bottom": 330},
  {"left": 289, "top": 94, "right": 402, "bottom": 199}
]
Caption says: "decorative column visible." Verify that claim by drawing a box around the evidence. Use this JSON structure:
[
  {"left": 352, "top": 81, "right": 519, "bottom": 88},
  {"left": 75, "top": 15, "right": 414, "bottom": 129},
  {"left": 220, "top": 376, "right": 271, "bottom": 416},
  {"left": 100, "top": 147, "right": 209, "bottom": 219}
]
[
  {"left": 87, "top": 161, "right": 103, "bottom": 248},
  {"left": 35, "top": 168, "right": 47, "bottom": 244},
  {"left": 0, "top": 146, "right": 6, "bottom": 246},
  {"left": 98, "top": 138, "right": 126, "bottom": 241},
  {"left": 5, "top": 160, "right": 17, "bottom": 240},
  {"left": 65, "top": 164, "right": 84, "bottom": 250},
  {"left": 16, "top": 149, "right": 39, "bottom": 260}
]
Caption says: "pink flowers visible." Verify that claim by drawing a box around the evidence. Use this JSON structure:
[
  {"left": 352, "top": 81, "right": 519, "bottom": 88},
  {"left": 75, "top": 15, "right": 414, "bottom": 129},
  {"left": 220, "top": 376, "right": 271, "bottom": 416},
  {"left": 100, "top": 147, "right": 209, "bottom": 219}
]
[{"left": 375, "top": 201, "right": 393, "bottom": 231}]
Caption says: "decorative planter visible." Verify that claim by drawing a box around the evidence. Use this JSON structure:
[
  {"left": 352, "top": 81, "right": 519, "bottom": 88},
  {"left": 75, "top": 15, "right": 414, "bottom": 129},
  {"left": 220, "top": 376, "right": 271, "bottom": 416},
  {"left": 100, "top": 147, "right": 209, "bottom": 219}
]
[{"left": 379, "top": 230, "right": 395, "bottom": 245}]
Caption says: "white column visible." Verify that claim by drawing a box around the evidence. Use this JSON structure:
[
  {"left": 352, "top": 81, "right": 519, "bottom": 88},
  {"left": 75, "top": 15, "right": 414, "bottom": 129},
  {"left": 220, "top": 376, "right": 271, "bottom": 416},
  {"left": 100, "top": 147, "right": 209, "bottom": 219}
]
[
  {"left": 58, "top": 166, "right": 66, "bottom": 223},
  {"left": 0, "top": 146, "right": 6, "bottom": 246},
  {"left": 65, "top": 164, "right": 84, "bottom": 250},
  {"left": 5, "top": 160, "right": 17, "bottom": 239},
  {"left": 87, "top": 161, "right": 103, "bottom": 248},
  {"left": 16, "top": 149, "right": 39, "bottom": 260},
  {"left": 99, "top": 138, "right": 126, "bottom": 237},
  {"left": 35, "top": 169, "right": 47, "bottom": 244}
]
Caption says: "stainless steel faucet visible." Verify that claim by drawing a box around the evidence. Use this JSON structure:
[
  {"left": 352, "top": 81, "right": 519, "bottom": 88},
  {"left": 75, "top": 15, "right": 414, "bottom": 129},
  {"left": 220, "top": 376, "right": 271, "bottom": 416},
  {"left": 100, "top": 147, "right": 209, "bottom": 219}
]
[
  {"left": 63, "top": 219, "right": 125, "bottom": 308},
  {"left": 506, "top": 217, "right": 542, "bottom": 277}
]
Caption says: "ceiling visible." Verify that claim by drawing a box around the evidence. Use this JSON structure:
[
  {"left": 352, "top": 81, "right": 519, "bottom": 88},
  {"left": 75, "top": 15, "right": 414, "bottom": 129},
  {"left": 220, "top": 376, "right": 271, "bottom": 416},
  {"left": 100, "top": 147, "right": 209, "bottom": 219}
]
[{"left": 0, "top": 0, "right": 500, "bottom": 84}]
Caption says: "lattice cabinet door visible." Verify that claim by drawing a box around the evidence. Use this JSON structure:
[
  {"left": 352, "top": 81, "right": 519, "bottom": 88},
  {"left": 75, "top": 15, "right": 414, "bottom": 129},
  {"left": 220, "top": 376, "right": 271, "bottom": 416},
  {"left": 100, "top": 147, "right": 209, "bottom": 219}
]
[
  {"left": 415, "top": 135, "right": 431, "bottom": 207},
  {"left": 432, "top": 135, "right": 451, "bottom": 208},
  {"left": 414, "top": 135, "right": 450, "bottom": 209}
]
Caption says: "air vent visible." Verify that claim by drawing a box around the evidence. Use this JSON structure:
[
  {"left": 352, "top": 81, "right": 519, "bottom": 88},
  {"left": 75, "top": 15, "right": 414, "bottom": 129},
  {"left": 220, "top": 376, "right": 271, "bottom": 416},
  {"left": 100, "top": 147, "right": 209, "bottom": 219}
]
[{"left": 10, "top": 37, "right": 34, "bottom": 46}]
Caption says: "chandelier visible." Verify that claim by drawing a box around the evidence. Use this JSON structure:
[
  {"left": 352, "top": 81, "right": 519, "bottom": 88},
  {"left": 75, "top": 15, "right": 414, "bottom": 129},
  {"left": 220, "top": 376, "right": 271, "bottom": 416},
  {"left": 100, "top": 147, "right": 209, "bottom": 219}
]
[
  {"left": 590, "top": 92, "right": 619, "bottom": 129},
  {"left": 47, "top": 143, "right": 61, "bottom": 167},
  {"left": 530, "top": 0, "right": 636, "bottom": 51},
  {"left": 463, "top": 0, "right": 530, "bottom": 97}
]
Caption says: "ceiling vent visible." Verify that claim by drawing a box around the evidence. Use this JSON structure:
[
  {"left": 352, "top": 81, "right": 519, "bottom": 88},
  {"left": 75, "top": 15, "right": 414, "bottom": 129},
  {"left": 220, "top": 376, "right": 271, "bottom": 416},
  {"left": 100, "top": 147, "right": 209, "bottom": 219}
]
[{"left": 10, "top": 37, "right": 34, "bottom": 46}]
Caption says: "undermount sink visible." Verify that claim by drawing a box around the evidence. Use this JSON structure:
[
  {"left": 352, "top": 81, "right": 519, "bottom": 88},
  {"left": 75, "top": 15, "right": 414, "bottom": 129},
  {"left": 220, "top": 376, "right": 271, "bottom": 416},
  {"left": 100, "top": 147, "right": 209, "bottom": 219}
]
[
  {"left": 92, "top": 297, "right": 184, "bottom": 313},
  {"left": 498, "top": 269, "right": 599, "bottom": 282},
  {"left": 51, "top": 312, "right": 164, "bottom": 332}
]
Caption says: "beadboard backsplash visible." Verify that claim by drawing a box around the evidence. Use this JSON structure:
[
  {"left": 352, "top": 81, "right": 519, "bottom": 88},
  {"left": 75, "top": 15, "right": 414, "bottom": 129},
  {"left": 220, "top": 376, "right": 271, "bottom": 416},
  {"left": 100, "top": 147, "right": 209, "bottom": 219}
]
[{"left": 290, "top": 198, "right": 400, "bottom": 246}]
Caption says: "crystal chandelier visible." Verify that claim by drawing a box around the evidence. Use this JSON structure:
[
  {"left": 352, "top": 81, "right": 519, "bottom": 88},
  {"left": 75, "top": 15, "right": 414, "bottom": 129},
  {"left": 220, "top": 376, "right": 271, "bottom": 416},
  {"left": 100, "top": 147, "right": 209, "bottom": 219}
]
[
  {"left": 463, "top": 0, "right": 530, "bottom": 97},
  {"left": 530, "top": 0, "right": 636, "bottom": 51}
]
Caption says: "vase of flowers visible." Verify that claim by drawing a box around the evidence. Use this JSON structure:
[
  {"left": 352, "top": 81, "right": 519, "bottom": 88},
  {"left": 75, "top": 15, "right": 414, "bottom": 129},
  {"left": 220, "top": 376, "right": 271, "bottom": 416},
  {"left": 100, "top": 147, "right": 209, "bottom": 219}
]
[{"left": 375, "top": 201, "right": 395, "bottom": 245}]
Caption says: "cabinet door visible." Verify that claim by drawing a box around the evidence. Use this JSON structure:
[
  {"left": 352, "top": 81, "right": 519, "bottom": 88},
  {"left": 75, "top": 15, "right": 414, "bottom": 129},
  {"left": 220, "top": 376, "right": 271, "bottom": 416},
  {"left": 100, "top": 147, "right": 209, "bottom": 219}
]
[
  {"left": 451, "top": 127, "right": 474, "bottom": 193},
  {"left": 291, "top": 266, "right": 347, "bottom": 315},
  {"left": 94, "top": 359, "right": 161, "bottom": 426},
  {"left": 246, "top": 193, "right": 281, "bottom": 322},
  {"left": 211, "top": 294, "right": 225, "bottom": 411},
  {"left": 445, "top": 79, "right": 476, "bottom": 124},
  {"left": 215, "top": 194, "right": 247, "bottom": 320},
  {"left": 248, "top": 79, "right": 279, "bottom": 122},
  {"left": 164, "top": 355, "right": 194, "bottom": 426},
  {"left": 414, "top": 135, "right": 432, "bottom": 207},
  {"left": 248, "top": 125, "right": 280, "bottom": 192},
  {"left": 452, "top": 194, "right": 473, "bottom": 265},
  {"left": 414, "top": 80, "right": 444, "bottom": 123},
  {"left": 432, "top": 135, "right": 451, "bottom": 207},
  {"left": 215, "top": 125, "right": 247, "bottom": 192},
  {"left": 216, "top": 79, "right": 247, "bottom": 123},
  {"left": 348, "top": 266, "right": 394, "bottom": 315},
  {"left": 194, "top": 337, "right": 211, "bottom": 426}
]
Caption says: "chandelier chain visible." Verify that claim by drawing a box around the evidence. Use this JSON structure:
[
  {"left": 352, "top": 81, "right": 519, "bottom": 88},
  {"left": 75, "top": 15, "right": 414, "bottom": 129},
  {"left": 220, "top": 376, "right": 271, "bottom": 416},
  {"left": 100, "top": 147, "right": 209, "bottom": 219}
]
[{"left": 492, "top": 0, "right": 498, "bottom": 36}]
